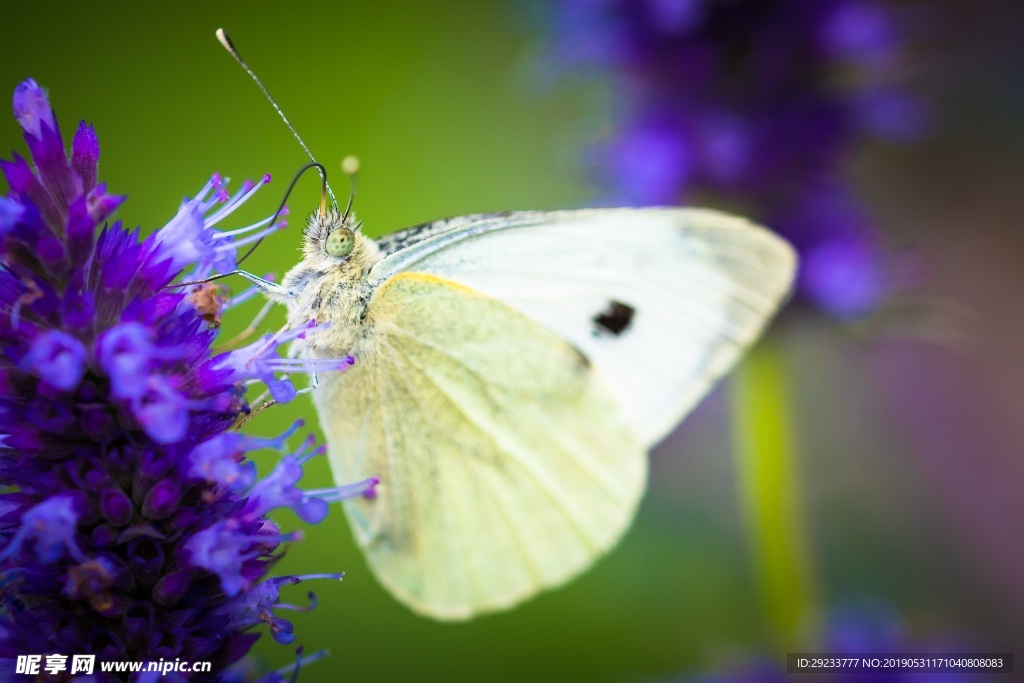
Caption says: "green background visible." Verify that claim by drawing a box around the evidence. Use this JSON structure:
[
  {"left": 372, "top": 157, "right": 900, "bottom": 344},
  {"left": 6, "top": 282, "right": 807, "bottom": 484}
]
[{"left": 3, "top": 1, "right": 1019, "bottom": 681}]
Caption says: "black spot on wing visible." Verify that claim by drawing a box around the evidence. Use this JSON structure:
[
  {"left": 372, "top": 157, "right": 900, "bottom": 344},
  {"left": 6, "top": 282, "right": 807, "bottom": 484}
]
[{"left": 592, "top": 300, "right": 635, "bottom": 336}]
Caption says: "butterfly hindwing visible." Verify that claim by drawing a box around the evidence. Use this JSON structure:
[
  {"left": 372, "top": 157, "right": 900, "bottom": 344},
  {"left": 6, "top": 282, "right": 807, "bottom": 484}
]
[{"left": 315, "top": 272, "right": 647, "bottom": 620}]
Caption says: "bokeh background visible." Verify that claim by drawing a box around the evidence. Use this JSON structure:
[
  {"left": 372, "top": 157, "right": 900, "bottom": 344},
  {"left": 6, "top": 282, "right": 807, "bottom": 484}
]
[{"left": 3, "top": 1, "right": 1023, "bottom": 681}]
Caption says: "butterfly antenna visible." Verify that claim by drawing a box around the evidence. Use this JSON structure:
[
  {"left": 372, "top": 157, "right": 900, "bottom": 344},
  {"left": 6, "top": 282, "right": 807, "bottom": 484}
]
[
  {"left": 237, "top": 161, "right": 325, "bottom": 266},
  {"left": 216, "top": 28, "right": 339, "bottom": 212},
  {"left": 340, "top": 155, "right": 360, "bottom": 223}
]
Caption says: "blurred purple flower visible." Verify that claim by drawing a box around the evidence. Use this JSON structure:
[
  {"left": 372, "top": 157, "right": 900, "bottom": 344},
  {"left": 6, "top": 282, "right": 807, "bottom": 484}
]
[
  {"left": 542, "top": 0, "right": 925, "bottom": 319},
  {"left": 0, "top": 79, "right": 374, "bottom": 677}
]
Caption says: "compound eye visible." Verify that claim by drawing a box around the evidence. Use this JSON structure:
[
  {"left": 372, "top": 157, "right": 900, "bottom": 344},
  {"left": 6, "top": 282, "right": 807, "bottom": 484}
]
[{"left": 325, "top": 228, "right": 355, "bottom": 258}]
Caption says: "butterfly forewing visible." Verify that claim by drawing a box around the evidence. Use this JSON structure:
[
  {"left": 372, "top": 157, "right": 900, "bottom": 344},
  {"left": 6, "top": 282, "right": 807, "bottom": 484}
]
[{"left": 369, "top": 208, "right": 797, "bottom": 446}]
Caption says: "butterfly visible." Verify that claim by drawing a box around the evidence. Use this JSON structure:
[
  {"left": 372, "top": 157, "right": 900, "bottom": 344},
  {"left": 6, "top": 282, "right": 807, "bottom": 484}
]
[
  {"left": 210, "top": 28, "right": 796, "bottom": 621},
  {"left": 253, "top": 205, "right": 796, "bottom": 620}
]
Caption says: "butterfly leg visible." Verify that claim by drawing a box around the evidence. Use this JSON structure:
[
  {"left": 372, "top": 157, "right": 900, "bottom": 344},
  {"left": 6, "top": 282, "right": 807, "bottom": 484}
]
[
  {"left": 230, "top": 270, "right": 291, "bottom": 299},
  {"left": 233, "top": 396, "right": 278, "bottom": 430},
  {"left": 280, "top": 330, "right": 321, "bottom": 391},
  {"left": 172, "top": 269, "right": 294, "bottom": 302}
]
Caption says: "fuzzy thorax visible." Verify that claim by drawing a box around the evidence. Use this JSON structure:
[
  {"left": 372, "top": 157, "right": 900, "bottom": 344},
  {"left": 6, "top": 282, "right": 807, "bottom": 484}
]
[{"left": 279, "top": 208, "right": 382, "bottom": 357}]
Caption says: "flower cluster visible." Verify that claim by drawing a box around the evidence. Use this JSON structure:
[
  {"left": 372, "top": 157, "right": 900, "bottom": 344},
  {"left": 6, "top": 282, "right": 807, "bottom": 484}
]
[
  {"left": 541, "top": 0, "right": 924, "bottom": 320},
  {"left": 0, "top": 80, "right": 374, "bottom": 678}
]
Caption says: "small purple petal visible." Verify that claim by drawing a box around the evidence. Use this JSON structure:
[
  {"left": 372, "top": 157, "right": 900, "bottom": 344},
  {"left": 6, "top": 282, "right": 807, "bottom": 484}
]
[
  {"left": 0, "top": 495, "right": 85, "bottom": 564},
  {"left": 20, "top": 330, "right": 87, "bottom": 392},
  {"left": 13, "top": 80, "right": 77, "bottom": 220},
  {"left": 0, "top": 197, "right": 25, "bottom": 237},
  {"left": 185, "top": 522, "right": 258, "bottom": 598},
  {"left": 86, "top": 183, "right": 126, "bottom": 224},
  {"left": 207, "top": 324, "right": 348, "bottom": 403},
  {"left": 96, "top": 322, "right": 156, "bottom": 399},
  {"left": 243, "top": 457, "right": 325, "bottom": 524},
  {"left": 152, "top": 570, "right": 191, "bottom": 605},
  {"left": 149, "top": 199, "right": 224, "bottom": 274},
  {"left": 99, "top": 487, "right": 134, "bottom": 526},
  {"left": 12, "top": 79, "right": 55, "bottom": 140},
  {"left": 141, "top": 479, "right": 181, "bottom": 520},
  {"left": 130, "top": 376, "right": 190, "bottom": 445},
  {"left": 71, "top": 121, "right": 100, "bottom": 193},
  {"left": 0, "top": 154, "right": 64, "bottom": 245},
  {"left": 223, "top": 575, "right": 342, "bottom": 646},
  {"left": 190, "top": 446, "right": 257, "bottom": 493},
  {"left": 24, "top": 396, "right": 76, "bottom": 433}
]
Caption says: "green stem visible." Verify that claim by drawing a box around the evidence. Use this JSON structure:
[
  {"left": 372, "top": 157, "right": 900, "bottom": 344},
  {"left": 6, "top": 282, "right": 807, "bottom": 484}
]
[{"left": 731, "top": 341, "right": 820, "bottom": 651}]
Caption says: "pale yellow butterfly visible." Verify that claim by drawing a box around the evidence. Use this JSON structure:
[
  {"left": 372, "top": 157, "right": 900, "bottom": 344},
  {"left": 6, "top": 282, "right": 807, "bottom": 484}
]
[
  {"left": 213, "top": 29, "right": 797, "bottom": 621},
  {"left": 255, "top": 206, "right": 796, "bottom": 620}
]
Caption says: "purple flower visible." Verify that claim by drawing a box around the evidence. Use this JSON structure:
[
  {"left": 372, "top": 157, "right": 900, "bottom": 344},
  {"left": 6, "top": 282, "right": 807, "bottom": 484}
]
[
  {"left": 19, "top": 330, "right": 87, "bottom": 391},
  {"left": 0, "top": 79, "right": 368, "bottom": 678},
  {"left": 222, "top": 576, "right": 340, "bottom": 646},
  {"left": 0, "top": 495, "right": 86, "bottom": 564},
  {"left": 207, "top": 324, "right": 354, "bottom": 405},
  {"left": 542, "top": 0, "right": 926, "bottom": 320}
]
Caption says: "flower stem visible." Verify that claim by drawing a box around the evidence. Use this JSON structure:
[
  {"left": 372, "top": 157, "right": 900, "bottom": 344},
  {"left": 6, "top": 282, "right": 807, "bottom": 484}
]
[{"left": 731, "top": 341, "right": 820, "bottom": 651}]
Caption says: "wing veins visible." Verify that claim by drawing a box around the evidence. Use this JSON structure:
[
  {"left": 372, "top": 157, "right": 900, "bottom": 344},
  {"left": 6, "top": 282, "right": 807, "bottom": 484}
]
[
  {"left": 393, "top": 348, "right": 495, "bottom": 607},
  {"left": 389, "top": 332, "right": 605, "bottom": 552}
]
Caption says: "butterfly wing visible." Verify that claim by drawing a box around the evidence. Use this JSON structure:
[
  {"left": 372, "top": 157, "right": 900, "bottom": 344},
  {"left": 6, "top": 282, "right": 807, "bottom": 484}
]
[
  {"left": 315, "top": 272, "right": 646, "bottom": 620},
  {"left": 369, "top": 208, "right": 797, "bottom": 446}
]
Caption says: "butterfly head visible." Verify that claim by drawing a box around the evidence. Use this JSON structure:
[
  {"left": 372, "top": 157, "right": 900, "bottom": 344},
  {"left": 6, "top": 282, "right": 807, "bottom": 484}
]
[{"left": 301, "top": 207, "right": 379, "bottom": 276}]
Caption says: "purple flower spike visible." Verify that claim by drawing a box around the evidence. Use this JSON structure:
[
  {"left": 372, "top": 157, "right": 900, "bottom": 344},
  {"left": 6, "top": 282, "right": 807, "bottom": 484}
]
[
  {"left": 542, "top": 0, "right": 925, "bottom": 320},
  {"left": 0, "top": 79, "right": 365, "bottom": 678}
]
